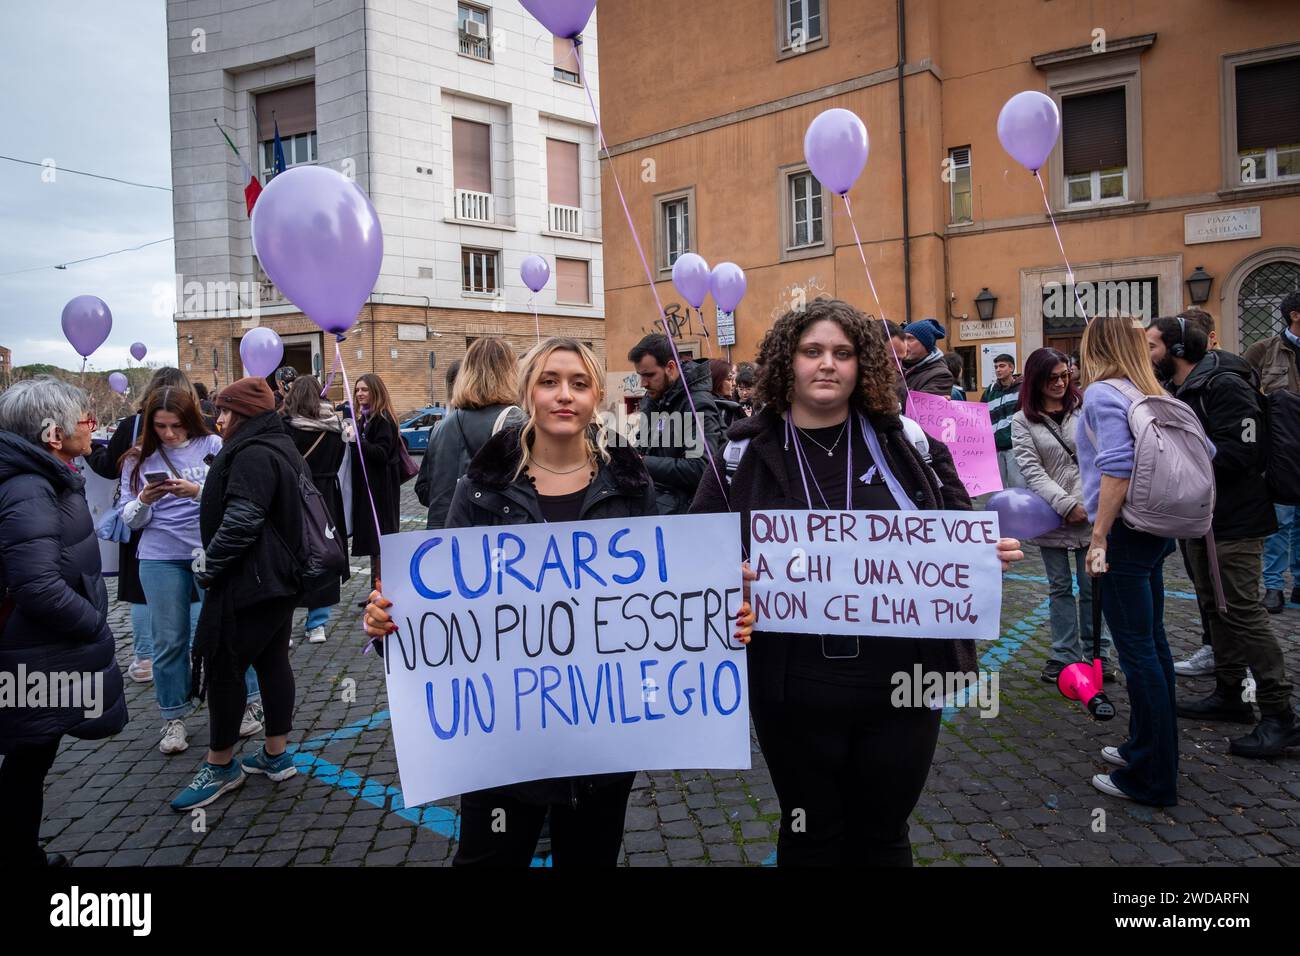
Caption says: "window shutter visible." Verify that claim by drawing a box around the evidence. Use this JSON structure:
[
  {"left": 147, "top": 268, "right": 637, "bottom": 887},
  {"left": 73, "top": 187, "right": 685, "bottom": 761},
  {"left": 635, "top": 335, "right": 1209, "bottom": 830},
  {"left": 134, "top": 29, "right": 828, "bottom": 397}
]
[
  {"left": 256, "top": 83, "right": 316, "bottom": 140},
  {"left": 556, "top": 258, "right": 589, "bottom": 303},
  {"left": 554, "top": 35, "right": 578, "bottom": 72},
  {"left": 1236, "top": 57, "right": 1300, "bottom": 151},
  {"left": 1062, "top": 88, "right": 1127, "bottom": 174},
  {"left": 452, "top": 119, "right": 492, "bottom": 192},
  {"left": 546, "top": 139, "right": 581, "bottom": 207}
]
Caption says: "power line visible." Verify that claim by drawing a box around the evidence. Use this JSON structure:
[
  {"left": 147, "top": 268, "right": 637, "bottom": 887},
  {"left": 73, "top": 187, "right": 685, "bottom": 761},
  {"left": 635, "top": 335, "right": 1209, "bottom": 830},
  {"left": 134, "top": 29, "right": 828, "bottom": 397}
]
[
  {"left": 0, "top": 154, "right": 172, "bottom": 192},
  {"left": 0, "top": 237, "right": 173, "bottom": 278}
]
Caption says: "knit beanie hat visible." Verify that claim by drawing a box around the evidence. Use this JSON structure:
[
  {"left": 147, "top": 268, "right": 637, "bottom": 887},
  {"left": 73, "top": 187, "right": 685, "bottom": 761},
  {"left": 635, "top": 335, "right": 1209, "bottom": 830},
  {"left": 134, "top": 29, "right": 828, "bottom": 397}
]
[
  {"left": 902, "top": 318, "right": 947, "bottom": 353},
  {"left": 214, "top": 377, "right": 275, "bottom": 418}
]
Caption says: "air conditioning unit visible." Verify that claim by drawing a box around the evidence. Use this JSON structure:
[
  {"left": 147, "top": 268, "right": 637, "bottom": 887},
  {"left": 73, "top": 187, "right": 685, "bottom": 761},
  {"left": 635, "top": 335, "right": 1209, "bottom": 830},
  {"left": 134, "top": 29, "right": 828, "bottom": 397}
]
[{"left": 463, "top": 19, "right": 487, "bottom": 39}]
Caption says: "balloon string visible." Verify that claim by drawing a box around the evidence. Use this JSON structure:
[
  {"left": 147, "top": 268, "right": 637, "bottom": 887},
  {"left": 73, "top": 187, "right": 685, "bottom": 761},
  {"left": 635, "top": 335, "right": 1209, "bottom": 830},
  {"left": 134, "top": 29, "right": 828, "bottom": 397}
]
[
  {"left": 1035, "top": 170, "right": 1090, "bottom": 323},
  {"left": 840, "top": 195, "right": 907, "bottom": 382},
  {"left": 318, "top": 343, "right": 343, "bottom": 398},
  {"left": 530, "top": 293, "right": 541, "bottom": 344},
  {"left": 334, "top": 340, "right": 383, "bottom": 565},
  {"left": 573, "top": 38, "right": 731, "bottom": 512}
]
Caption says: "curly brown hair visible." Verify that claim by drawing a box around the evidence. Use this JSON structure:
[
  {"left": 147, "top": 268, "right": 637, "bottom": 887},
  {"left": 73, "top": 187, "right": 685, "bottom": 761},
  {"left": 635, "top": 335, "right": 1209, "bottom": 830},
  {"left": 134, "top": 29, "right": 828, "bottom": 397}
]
[{"left": 754, "top": 297, "right": 900, "bottom": 416}]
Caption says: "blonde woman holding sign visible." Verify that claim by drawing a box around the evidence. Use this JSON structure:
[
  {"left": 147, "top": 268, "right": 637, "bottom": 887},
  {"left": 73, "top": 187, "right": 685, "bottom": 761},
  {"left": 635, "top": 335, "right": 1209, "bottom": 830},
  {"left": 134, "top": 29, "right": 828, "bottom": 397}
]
[
  {"left": 365, "top": 338, "right": 756, "bottom": 865},
  {"left": 691, "top": 298, "right": 1021, "bottom": 866}
]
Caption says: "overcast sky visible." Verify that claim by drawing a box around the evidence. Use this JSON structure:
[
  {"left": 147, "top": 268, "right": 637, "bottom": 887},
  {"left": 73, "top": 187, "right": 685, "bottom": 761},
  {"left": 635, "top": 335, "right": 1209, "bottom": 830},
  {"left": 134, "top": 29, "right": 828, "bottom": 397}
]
[{"left": 0, "top": 0, "right": 176, "bottom": 372}]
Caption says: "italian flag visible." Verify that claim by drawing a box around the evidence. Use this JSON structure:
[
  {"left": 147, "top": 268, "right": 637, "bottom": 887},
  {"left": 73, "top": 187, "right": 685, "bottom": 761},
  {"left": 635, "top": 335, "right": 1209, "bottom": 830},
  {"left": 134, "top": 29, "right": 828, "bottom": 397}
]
[{"left": 215, "top": 119, "right": 262, "bottom": 216}]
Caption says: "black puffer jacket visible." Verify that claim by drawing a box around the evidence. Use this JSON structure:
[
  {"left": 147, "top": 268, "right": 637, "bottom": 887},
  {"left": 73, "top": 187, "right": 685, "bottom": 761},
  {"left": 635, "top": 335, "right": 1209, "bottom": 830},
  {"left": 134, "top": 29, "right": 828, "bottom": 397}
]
[
  {"left": 1174, "top": 351, "right": 1277, "bottom": 540},
  {"left": 635, "top": 358, "right": 726, "bottom": 515},
  {"left": 417, "top": 404, "right": 524, "bottom": 528},
  {"left": 0, "top": 431, "right": 128, "bottom": 753}
]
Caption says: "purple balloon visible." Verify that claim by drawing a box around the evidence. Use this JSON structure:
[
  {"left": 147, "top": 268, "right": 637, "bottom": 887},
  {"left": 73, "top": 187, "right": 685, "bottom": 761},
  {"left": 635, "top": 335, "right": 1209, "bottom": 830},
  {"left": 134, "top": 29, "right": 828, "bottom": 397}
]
[
  {"left": 803, "top": 108, "right": 870, "bottom": 197},
  {"left": 108, "top": 372, "right": 129, "bottom": 395},
  {"left": 997, "top": 91, "right": 1060, "bottom": 173},
  {"left": 239, "top": 327, "right": 284, "bottom": 379},
  {"left": 987, "top": 488, "right": 1062, "bottom": 540},
  {"left": 130, "top": 342, "right": 147, "bottom": 361},
  {"left": 60, "top": 295, "right": 112, "bottom": 358},
  {"left": 710, "top": 262, "right": 747, "bottom": 313},
  {"left": 251, "top": 165, "right": 383, "bottom": 336},
  {"left": 519, "top": 0, "right": 596, "bottom": 39},
  {"left": 671, "top": 253, "right": 711, "bottom": 310},
  {"left": 521, "top": 255, "right": 551, "bottom": 293}
]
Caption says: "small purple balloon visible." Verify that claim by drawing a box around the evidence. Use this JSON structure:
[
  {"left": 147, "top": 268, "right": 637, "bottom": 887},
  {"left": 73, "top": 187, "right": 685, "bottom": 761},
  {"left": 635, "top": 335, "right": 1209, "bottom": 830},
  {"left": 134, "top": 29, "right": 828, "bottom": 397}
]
[
  {"left": 239, "top": 327, "right": 284, "bottom": 379},
  {"left": 987, "top": 488, "right": 1062, "bottom": 541},
  {"left": 251, "top": 165, "right": 383, "bottom": 336},
  {"left": 804, "top": 108, "right": 870, "bottom": 197},
  {"left": 130, "top": 342, "right": 147, "bottom": 361},
  {"left": 108, "top": 372, "right": 129, "bottom": 395},
  {"left": 671, "top": 253, "right": 712, "bottom": 310},
  {"left": 710, "top": 262, "right": 747, "bottom": 313},
  {"left": 997, "top": 91, "right": 1060, "bottom": 173},
  {"left": 60, "top": 295, "right": 113, "bottom": 358},
  {"left": 521, "top": 255, "right": 551, "bottom": 293},
  {"left": 519, "top": 0, "right": 596, "bottom": 39}
]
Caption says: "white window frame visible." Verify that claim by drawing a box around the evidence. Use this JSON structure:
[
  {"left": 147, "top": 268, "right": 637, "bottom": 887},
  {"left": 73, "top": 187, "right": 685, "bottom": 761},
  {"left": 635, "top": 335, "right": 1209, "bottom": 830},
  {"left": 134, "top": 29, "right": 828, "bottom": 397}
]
[
  {"left": 785, "top": 0, "right": 822, "bottom": 46},
  {"left": 555, "top": 257, "right": 592, "bottom": 306},
  {"left": 457, "top": 2, "right": 492, "bottom": 62},
  {"left": 948, "top": 146, "right": 972, "bottom": 224},
  {"left": 1064, "top": 165, "right": 1129, "bottom": 208},
  {"left": 788, "top": 171, "right": 824, "bottom": 249},
  {"left": 1237, "top": 143, "right": 1300, "bottom": 186},
  {"left": 259, "top": 131, "right": 317, "bottom": 184},
  {"left": 555, "top": 35, "right": 582, "bottom": 85},
  {"left": 1220, "top": 43, "right": 1300, "bottom": 191},
  {"left": 461, "top": 248, "right": 500, "bottom": 296},
  {"left": 776, "top": 0, "right": 828, "bottom": 59}
]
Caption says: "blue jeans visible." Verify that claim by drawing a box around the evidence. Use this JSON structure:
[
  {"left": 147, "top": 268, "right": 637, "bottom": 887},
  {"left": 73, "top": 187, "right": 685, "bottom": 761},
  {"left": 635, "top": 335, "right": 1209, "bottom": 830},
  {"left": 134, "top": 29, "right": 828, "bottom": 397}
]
[
  {"left": 130, "top": 602, "right": 153, "bottom": 661},
  {"left": 138, "top": 559, "right": 260, "bottom": 721},
  {"left": 1262, "top": 505, "right": 1299, "bottom": 591},
  {"left": 1100, "top": 521, "right": 1178, "bottom": 806},
  {"left": 306, "top": 607, "right": 331, "bottom": 631},
  {"left": 1041, "top": 547, "right": 1113, "bottom": 664}
]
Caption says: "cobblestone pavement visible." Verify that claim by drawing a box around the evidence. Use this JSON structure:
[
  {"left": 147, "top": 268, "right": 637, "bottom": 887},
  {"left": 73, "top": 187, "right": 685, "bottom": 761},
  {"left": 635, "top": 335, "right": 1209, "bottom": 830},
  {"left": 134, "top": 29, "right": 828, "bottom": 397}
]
[{"left": 40, "top": 484, "right": 1300, "bottom": 866}]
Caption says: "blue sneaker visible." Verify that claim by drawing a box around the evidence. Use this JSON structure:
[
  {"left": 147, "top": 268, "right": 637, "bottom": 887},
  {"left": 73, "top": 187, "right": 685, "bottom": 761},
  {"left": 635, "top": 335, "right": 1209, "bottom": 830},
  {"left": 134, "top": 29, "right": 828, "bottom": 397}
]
[
  {"left": 241, "top": 746, "right": 298, "bottom": 782},
  {"left": 170, "top": 760, "right": 246, "bottom": 812}
]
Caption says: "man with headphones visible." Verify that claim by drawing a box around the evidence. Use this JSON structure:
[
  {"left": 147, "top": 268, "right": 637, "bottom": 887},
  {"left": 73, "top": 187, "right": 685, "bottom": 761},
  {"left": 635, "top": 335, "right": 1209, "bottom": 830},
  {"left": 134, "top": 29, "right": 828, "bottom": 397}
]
[{"left": 1146, "top": 316, "right": 1299, "bottom": 759}]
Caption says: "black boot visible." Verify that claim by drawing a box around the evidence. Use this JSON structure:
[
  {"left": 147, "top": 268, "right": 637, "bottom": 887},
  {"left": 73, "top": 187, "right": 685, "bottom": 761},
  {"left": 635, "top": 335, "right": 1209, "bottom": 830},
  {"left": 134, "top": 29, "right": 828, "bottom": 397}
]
[
  {"left": 1177, "top": 691, "right": 1255, "bottom": 723},
  {"left": 1263, "top": 589, "right": 1284, "bottom": 614},
  {"left": 1229, "top": 712, "right": 1300, "bottom": 758}
]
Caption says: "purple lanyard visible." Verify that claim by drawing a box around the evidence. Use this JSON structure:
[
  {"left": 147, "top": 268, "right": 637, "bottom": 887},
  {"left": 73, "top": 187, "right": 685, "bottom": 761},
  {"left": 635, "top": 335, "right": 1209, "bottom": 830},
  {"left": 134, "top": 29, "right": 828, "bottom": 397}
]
[
  {"left": 786, "top": 413, "right": 852, "bottom": 510},
  {"left": 785, "top": 411, "right": 916, "bottom": 511}
]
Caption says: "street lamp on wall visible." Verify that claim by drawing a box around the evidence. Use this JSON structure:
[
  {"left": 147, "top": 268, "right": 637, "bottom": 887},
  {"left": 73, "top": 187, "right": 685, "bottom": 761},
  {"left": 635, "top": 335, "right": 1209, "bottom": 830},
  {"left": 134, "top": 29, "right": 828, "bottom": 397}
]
[
  {"left": 974, "top": 287, "right": 998, "bottom": 322},
  {"left": 1186, "top": 266, "right": 1213, "bottom": 305}
]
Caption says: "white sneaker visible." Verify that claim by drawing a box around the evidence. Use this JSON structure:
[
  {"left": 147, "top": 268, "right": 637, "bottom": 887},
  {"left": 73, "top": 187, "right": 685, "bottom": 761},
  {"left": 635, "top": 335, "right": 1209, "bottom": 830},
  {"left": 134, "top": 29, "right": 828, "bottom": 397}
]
[
  {"left": 307, "top": 626, "right": 327, "bottom": 644},
  {"left": 239, "top": 702, "right": 265, "bottom": 739},
  {"left": 1091, "top": 773, "right": 1132, "bottom": 800},
  {"left": 1174, "top": 644, "right": 1215, "bottom": 677},
  {"left": 128, "top": 658, "right": 153, "bottom": 683},
  {"left": 1101, "top": 746, "right": 1129, "bottom": 768},
  {"left": 160, "top": 719, "right": 189, "bottom": 755}
]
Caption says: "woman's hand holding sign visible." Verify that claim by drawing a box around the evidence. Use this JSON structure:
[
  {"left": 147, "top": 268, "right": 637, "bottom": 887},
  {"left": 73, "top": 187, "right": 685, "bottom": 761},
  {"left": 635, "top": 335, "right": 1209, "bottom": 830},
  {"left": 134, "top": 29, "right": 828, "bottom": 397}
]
[
  {"left": 997, "top": 537, "right": 1023, "bottom": 571},
  {"left": 364, "top": 584, "right": 394, "bottom": 639},
  {"left": 734, "top": 561, "right": 757, "bottom": 645}
]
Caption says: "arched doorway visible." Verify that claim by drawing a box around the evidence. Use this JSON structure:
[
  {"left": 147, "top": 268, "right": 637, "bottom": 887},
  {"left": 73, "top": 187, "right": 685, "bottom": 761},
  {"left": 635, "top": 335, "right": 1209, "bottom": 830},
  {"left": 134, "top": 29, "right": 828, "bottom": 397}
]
[{"left": 1220, "top": 248, "right": 1300, "bottom": 352}]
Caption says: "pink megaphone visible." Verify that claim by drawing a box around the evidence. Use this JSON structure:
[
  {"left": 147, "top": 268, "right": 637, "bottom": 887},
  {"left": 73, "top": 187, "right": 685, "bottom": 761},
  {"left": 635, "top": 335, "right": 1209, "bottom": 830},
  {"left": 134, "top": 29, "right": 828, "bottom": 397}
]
[{"left": 1057, "top": 659, "right": 1116, "bottom": 721}]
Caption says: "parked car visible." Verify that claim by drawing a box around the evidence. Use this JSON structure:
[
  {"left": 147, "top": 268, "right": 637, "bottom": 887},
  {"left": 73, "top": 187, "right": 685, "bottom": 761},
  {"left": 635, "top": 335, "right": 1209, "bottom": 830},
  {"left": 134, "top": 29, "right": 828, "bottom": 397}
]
[{"left": 398, "top": 406, "right": 445, "bottom": 452}]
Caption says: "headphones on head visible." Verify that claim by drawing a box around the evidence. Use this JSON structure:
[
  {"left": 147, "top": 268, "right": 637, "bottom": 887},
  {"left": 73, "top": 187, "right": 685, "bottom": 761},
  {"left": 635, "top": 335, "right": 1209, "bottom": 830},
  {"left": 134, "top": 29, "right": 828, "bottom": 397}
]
[{"left": 1170, "top": 317, "right": 1187, "bottom": 359}]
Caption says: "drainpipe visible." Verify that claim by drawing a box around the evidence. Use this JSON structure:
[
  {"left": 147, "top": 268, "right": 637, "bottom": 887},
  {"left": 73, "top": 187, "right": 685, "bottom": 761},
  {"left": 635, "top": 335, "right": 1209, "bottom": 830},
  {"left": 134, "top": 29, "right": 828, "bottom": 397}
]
[{"left": 896, "top": 0, "right": 913, "bottom": 325}]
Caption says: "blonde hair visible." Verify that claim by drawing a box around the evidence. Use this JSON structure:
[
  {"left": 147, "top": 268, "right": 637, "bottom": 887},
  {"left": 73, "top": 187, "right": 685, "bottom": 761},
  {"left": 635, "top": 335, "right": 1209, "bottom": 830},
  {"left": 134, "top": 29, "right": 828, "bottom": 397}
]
[
  {"left": 1079, "top": 313, "right": 1164, "bottom": 397},
  {"left": 451, "top": 337, "right": 519, "bottom": 410},
  {"left": 513, "top": 337, "right": 611, "bottom": 480}
]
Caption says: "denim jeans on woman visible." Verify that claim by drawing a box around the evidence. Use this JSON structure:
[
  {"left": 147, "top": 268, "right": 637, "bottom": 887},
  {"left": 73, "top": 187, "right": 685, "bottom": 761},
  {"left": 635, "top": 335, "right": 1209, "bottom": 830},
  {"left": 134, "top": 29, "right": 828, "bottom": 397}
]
[
  {"left": 1099, "top": 520, "right": 1178, "bottom": 806},
  {"left": 1262, "top": 505, "right": 1299, "bottom": 592},
  {"left": 138, "top": 559, "right": 260, "bottom": 721},
  {"left": 1041, "top": 546, "right": 1114, "bottom": 664}
]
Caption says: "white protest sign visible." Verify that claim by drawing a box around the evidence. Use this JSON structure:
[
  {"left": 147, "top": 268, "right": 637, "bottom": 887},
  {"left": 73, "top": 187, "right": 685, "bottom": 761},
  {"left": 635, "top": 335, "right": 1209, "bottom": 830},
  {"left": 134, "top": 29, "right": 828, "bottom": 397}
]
[
  {"left": 381, "top": 512, "right": 749, "bottom": 808},
  {"left": 749, "top": 509, "right": 1003, "bottom": 640},
  {"left": 76, "top": 458, "right": 119, "bottom": 576}
]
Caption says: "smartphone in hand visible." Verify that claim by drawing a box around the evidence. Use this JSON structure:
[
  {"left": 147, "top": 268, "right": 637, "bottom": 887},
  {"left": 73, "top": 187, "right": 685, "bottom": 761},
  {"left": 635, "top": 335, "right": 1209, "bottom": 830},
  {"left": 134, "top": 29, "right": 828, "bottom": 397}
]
[{"left": 144, "top": 472, "right": 170, "bottom": 485}]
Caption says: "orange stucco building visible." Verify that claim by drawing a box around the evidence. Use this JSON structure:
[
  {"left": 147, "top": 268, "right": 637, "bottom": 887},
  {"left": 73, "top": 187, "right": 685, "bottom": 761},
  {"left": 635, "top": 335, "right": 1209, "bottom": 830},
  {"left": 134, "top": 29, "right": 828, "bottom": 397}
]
[{"left": 596, "top": 0, "right": 1300, "bottom": 396}]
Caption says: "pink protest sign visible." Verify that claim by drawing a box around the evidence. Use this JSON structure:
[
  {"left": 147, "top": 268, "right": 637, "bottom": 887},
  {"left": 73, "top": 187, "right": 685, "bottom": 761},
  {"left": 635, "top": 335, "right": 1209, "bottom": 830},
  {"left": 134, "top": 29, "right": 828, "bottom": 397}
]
[{"left": 906, "top": 391, "right": 1004, "bottom": 497}]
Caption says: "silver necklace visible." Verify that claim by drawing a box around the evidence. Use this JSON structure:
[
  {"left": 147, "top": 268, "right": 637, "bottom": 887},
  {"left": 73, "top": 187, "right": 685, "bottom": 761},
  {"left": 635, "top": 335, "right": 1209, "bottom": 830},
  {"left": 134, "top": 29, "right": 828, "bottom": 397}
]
[
  {"left": 528, "top": 456, "right": 592, "bottom": 475},
  {"left": 795, "top": 420, "right": 848, "bottom": 457}
]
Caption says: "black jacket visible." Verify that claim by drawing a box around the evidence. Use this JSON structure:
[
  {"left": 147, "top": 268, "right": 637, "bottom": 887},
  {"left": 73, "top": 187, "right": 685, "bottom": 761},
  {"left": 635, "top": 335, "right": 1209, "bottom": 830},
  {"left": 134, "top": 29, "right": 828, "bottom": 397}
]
[
  {"left": 416, "top": 404, "right": 524, "bottom": 528},
  {"left": 689, "top": 407, "right": 978, "bottom": 705},
  {"left": 1174, "top": 351, "right": 1277, "bottom": 540},
  {"left": 350, "top": 412, "right": 402, "bottom": 557},
  {"left": 86, "top": 413, "right": 148, "bottom": 604},
  {"left": 283, "top": 416, "right": 351, "bottom": 608},
  {"left": 635, "top": 359, "right": 726, "bottom": 515},
  {"left": 0, "top": 431, "right": 128, "bottom": 753}
]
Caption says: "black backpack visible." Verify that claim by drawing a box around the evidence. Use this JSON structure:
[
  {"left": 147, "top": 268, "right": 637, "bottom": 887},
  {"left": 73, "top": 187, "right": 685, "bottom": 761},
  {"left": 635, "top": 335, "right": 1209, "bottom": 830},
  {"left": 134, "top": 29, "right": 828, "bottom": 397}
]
[
  {"left": 265, "top": 445, "right": 350, "bottom": 585},
  {"left": 1262, "top": 388, "right": 1300, "bottom": 505}
]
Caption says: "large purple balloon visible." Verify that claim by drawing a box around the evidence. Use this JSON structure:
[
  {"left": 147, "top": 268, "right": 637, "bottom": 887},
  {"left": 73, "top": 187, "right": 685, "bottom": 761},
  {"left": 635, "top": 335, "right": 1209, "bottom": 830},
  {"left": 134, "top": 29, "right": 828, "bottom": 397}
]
[
  {"left": 251, "top": 165, "right": 383, "bottom": 336},
  {"left": 130, "top": 342, "right": 147, "bottom": 361},
  {"left": 997, "top": 91, "right": 1060, "bottom": 173},
  {"left": 239, "top": 327, "right": 284, "bottom": 379},
  {"left": 60, "top": 295, "right": 112, "bottom": 358},
  {"left": 519, "top": 0, "right": 596, "bottom": 39},
  {"left": 710, "top": 262, "right": 747, "bottom": 313},
  {"left": 108, "top": 372, "right": 129, "bottom": 395},
  {"left": 521, "top": 255, "right": 551, "bottom": 293},
  {"left": 987, "top": 488, "right": 1062, "bottom": 540},
  {"left": 804, "top": 108, "right": 870, "bottom": 197},
  {"left": 671, "top": 253, "right": 711, "bottom": 309}
]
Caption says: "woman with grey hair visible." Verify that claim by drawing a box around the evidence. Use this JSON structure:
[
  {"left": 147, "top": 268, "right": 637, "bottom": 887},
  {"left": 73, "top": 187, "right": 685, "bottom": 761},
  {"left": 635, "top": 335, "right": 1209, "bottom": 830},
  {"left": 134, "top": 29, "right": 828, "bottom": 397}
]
[{"left": 0, "top": 376, "right": 128, "bottom": 866}]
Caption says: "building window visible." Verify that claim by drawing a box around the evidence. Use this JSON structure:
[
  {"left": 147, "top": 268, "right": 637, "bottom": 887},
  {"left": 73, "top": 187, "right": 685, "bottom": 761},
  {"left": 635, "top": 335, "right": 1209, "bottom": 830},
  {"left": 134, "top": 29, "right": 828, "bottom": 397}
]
[
  {"left": 1234, "top": 55, "right": 1300, "bottom": 185},
  {"left": 1238, "top": 261, "right": 1300, "bottom": 349},
  {"left": 556, "top": 258, "right": 591, "bottom": 305},
  {"left": 788, "top": 171, "right": 824, "bottom": 248},
  {"left": 255, "top": 83, "right": 317, "bottom": 184},
  {"left": 948, "top": 147, "right": 972, "bottom": 223},
  {"left": 461, "top": 248, "right": 499, "bottom": 295},
  {"left": 452, "top": 118, "right": 493, "bottom": 222},
  {"left": 955, "top": 346, "right": 978, "bottom": 393},
  {"left": 554, "top": 35, "right": 581, "bottom": 83},
  {"left": 782, "top": 0, "right": 823, "bottom": 50},
  {"left": 546, "top": 138, "right": 582, "bottom": 235},
  {"left": 656, "top": 190, "right": 695, "bottom": 272},
  {"left": 1061, "top": 89, "right": 1128, "bottom": 206},
  {"left": 458, "top": 3, "right": 491, "bottom": 61}
]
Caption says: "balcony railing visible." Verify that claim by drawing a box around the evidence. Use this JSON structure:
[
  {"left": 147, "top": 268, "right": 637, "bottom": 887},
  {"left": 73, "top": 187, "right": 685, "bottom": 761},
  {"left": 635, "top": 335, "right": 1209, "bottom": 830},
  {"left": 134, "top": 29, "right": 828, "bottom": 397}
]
[
  {"left": 459, "top": 34, "right": 491, "bottom": 60},
  {"left": 549, "top": 203, "right": 581, "bottom": 236},
  {"left": 456, "top": 189, "right": 494, "bottom": 223}
]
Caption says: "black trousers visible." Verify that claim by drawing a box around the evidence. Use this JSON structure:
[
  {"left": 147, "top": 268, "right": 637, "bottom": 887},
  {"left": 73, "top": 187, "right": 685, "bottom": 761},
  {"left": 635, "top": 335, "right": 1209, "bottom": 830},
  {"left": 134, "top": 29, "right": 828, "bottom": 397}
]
[
  {"left": 0, "top": 738, "right": 62, "bottom": 867},
  {"left": 752, "top": 679, "right": 942, "bottom": 866},
  {"left": 208, "top": 597, "right": 297, "bottom": 751},
  {"left": 453, "top": 774, "right": 635, "bottom": 867}
]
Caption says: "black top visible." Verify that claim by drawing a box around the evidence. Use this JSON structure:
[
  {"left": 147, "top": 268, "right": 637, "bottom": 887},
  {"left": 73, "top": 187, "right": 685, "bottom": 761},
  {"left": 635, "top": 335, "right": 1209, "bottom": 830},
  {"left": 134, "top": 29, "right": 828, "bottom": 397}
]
[
  {"left": 536, "top": 485, "right": 588, "bottom": 524},
  {"left": 783, "top": 420, "right": 920, "bottom": 688},
  {"left": 1046, "top": 408, "right": 1068, "bottom": 426}
]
